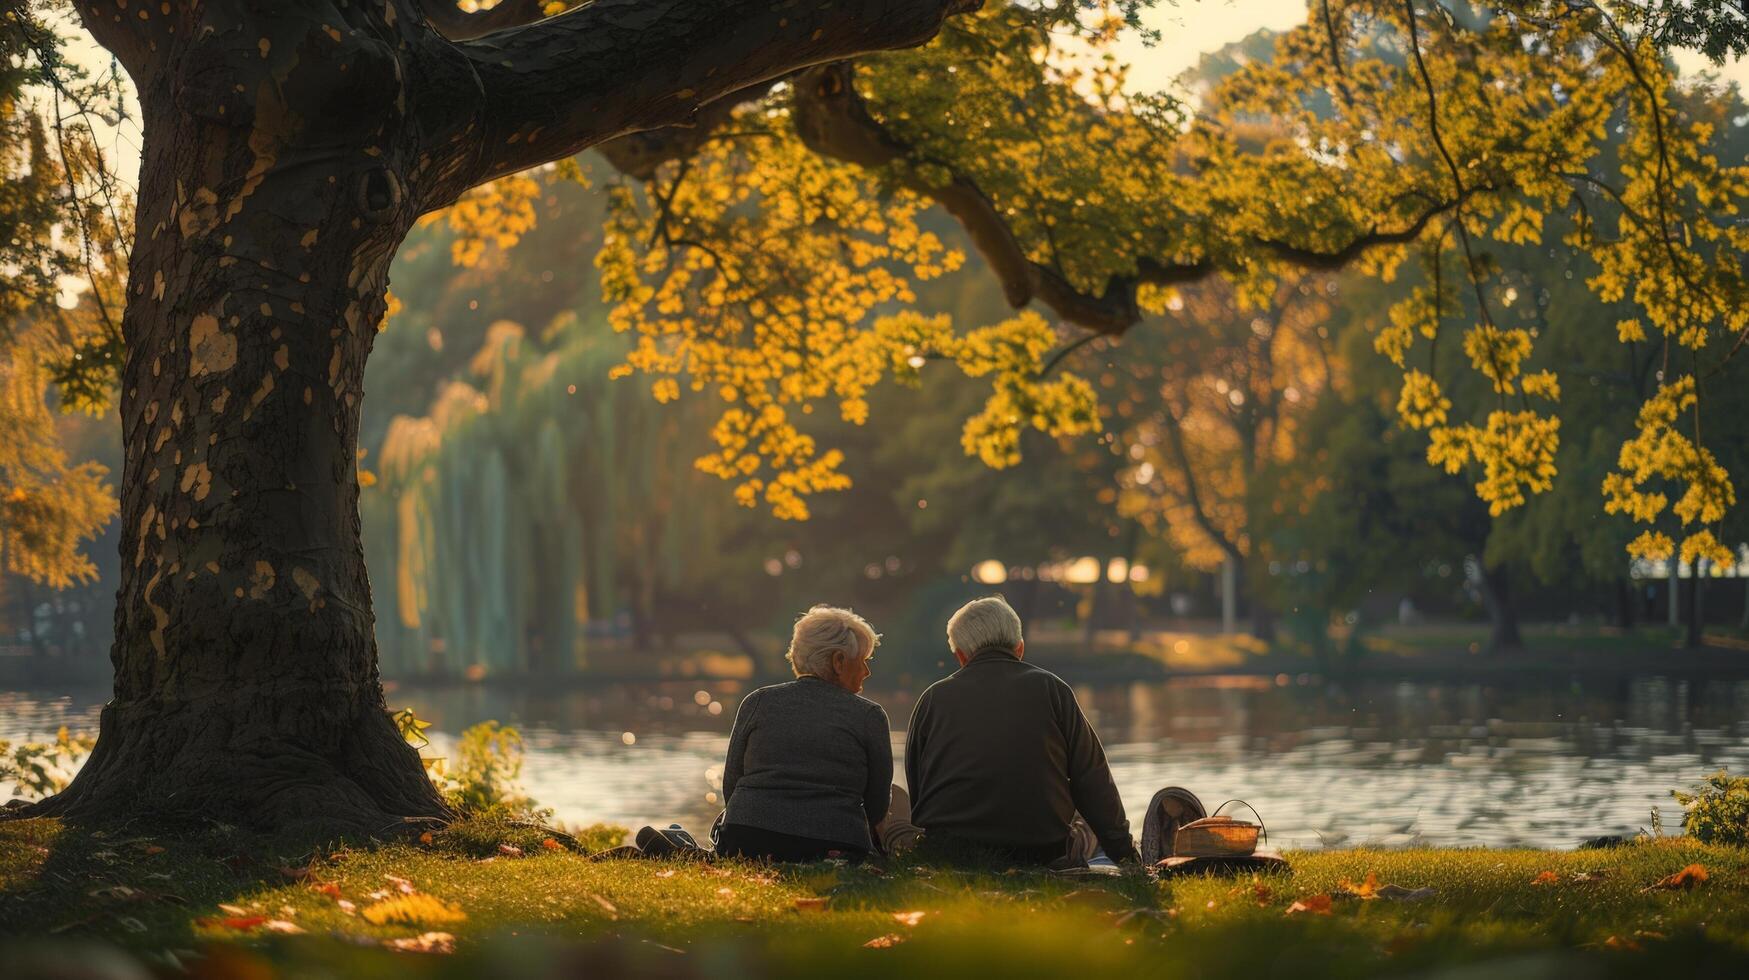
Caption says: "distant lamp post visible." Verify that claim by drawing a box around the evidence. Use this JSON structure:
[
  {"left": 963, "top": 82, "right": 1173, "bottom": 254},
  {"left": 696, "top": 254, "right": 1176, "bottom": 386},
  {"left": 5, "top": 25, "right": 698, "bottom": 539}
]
[
  {"left": 972, "top": 560, "right": 1007, "bottom": 585},
  {"left": 1106, "top": 558, "right": 1129, "bottom": 583}
]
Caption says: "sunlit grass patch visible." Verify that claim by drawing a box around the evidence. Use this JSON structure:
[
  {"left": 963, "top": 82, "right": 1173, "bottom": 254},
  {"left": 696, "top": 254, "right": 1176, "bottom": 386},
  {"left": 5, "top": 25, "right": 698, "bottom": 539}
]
[{"left": 2, "top": 818, "right": 1747, "bottom": 976}]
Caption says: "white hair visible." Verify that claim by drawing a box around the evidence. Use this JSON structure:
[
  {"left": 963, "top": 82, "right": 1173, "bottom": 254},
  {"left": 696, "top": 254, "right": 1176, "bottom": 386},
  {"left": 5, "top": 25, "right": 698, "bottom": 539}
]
[
  {"left": 786, "top": 605, "right": 880, "bottom": 679},
  {"left": 946, "top": 596, "right": 1023, "bottom": 655}
]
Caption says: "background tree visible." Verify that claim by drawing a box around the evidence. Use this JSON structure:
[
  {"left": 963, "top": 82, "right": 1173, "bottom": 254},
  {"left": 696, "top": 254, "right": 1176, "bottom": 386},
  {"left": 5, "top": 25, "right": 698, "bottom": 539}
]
[{"left": 1114, "top": 273, "right": 1338, "bottom": 639}]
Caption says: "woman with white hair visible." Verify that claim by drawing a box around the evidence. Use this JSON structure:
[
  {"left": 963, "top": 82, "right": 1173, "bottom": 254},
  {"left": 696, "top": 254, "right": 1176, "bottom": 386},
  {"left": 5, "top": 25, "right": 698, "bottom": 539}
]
[{"left": 715, "top": 604, "right": 893, "bottom": 862}]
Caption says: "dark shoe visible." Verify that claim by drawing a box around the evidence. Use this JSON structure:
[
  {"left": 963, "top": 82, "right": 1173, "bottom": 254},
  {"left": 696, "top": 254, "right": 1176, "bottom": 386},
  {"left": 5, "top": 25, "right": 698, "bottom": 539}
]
[
  {"left": 1140, "top": 787, "right": 1207, "bottom": 866},
  {"left": 635, "top": 824, "right": 709, "bottom": 859}
]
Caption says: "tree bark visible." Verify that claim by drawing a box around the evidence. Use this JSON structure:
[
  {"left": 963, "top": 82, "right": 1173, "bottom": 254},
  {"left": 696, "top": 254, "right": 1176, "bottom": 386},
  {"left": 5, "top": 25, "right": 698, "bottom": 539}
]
[
  {"left": 26, "top": 0, "right": 971, "bottom": 834},
  {"left": 1475, "top": 561, "right": 1523, "bottom": 652},
  {"left": 1684, "top": 560, "right": 1704, "bottom": 648}
]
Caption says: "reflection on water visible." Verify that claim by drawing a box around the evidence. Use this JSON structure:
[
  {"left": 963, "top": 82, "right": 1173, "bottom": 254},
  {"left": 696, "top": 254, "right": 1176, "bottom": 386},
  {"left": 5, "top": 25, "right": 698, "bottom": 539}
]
[{"left": 5, "top": 674, "right": 1748, "bottom": 849}]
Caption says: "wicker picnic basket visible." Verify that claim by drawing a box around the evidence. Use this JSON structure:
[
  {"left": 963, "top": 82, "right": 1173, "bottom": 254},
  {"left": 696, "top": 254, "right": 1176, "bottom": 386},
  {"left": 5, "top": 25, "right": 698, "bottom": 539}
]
[{"left": 1172, "top": 800, "right": 1267, "bottom": 858}]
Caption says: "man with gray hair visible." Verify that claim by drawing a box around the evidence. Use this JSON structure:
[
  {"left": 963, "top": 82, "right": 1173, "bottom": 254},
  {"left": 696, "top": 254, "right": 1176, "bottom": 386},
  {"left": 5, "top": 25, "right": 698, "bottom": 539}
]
[{"left": 884, "top": 596, "right": 1150, "bottom": 866}]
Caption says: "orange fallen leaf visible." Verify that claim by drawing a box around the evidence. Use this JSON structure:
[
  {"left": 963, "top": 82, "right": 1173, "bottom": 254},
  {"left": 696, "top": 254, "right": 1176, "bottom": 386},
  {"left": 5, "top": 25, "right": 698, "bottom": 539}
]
[
  {"left": 892, "top": 910, "right": 926, "bottom": 927},
  {"left": 313, "top": 882, "right": 342, "bottom": 900},
  {"left": 863, "top": 933, "right": 906, "bottom": 949},
  {"left": 541, "top": 838, "right": 563, "bottom": 852},
  {"left": 793, "top": 897, "right": 830, "bottom": 912},
  {"left": 1644, "top": 864, "right": 1709, "bottom": 892},
  {"left": 1253, "top": 882, "right": 1274, "bottom": 906},
  {"left": 384, "top": 931, "right": 456, "bottom": 954},
  {"left": 1337, "top": 872, "right": 1380, "bottom": 899},
  {"left": 1604, "top": 934, "right": 1641, "bottom": 951},
  {"left": 142, "top": 845, "right": 165, "bottom": 855},
  {"left": 1532, "top": 870, "right": 1559, "bottom": 886},
  {"left": 419, "top": 832, "right": 434, "bottom": 845},
  {"left": 1285, "top": 894, "right": 1333, "bottom": 916}
]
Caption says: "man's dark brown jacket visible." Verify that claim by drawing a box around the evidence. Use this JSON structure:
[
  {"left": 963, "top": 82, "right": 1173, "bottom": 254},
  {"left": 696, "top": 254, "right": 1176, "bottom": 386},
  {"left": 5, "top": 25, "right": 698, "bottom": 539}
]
[{"left": 903, "top": 647, "right": 1136, "bottom": 862}]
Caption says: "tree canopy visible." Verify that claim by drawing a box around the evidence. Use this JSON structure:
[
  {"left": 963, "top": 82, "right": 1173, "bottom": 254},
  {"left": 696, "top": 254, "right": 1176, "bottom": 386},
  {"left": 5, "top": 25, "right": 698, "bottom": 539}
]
[{"left": 9, "top": 0, "right": 1749, "bottom": 586}]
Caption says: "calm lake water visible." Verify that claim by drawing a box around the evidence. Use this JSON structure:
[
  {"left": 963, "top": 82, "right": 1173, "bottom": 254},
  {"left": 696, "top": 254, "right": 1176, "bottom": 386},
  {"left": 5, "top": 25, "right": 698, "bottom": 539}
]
[{"left": 5, "top": 673, "right": 1748, "bottom": 849}]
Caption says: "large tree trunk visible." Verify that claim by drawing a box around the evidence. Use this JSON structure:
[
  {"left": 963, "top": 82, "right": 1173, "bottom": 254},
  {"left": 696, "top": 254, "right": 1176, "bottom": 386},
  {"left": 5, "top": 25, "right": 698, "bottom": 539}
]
[{"left": 30, "top": 3, "right": 481, "bottom": 832}]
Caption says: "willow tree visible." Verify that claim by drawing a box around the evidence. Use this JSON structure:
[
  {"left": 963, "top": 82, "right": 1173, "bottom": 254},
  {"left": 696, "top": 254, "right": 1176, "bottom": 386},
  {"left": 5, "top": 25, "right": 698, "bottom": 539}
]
[{"left": 23, "top": 0, "right": 976, "bottom": 831}]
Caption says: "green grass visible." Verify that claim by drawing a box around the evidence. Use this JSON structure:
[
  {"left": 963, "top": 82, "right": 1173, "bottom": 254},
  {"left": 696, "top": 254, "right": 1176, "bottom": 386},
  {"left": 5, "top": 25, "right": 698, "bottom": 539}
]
[{"left": 3, "top": 818, "right": 1748, "bottom": 977}]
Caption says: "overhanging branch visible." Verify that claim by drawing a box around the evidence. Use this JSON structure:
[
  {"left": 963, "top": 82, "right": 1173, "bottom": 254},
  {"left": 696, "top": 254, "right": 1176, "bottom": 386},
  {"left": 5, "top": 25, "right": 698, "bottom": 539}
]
[{"left": 459, "top": 0, "right": 979, "bottom": 187}]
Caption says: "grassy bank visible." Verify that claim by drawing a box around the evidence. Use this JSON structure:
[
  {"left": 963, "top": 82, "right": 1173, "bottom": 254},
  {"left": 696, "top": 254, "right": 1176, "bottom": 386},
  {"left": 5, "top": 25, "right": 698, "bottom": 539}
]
[{"left": 2, "top": 818, "right": 1746, "bottom": 977}]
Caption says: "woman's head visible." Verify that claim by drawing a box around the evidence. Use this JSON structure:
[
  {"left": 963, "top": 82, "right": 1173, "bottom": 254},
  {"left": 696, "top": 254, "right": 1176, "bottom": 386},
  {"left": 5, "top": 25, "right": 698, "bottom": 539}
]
[{"left": 786, "top": 605, "right": 880, "bottom": 693}]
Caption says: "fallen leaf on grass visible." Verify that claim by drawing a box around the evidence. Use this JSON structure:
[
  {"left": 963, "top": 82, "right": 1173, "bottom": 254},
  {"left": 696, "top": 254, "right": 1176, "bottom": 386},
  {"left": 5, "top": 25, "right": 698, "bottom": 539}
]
[
  {"left": 1532, "top": 870, "right": 1560, "bottom": 886},
  {"left": 653, "top": 869, "right": 676, "bottom": 879},
  {"left": 1603, "top": 934, "right": 1641, "bottom": 951},
  {"left": 361, "top": 893, "right": 467, "bottom": 927},
  {"left": 384, "top": 931, "right": 455, "bottom": 954},
  {"left": 541, "top": 838, "right": 564, "bottom": 852},
  {"left": 863, "top": 933, "right": 906, "bottom": 949},
  {"left": 716, "top": 887, "right": 735, "bottom": 898},
  {"left": 337, "top": 900, "right": 357, "bottom": 916},
  {"left": 498, "top": 844, "right": 523, "bottom": 858},
  {"left": 793, "top": 897, "right": 830, "bottom": 913},
  {"left": 143, "top": 845, "right": 165, "bottom": 855},
  {"left": 1336, "top": 872, "right": 1380, "bottom": 900},
  {"left": 419, "top": 832, "right": 434, "bottom": 845},
  {"left": 1642, "top": 864, "right": 1709, "bottom": 892},
  {"left": 217, "top": 903, "right": 250, "bottom": 916},
  {"left": 263, "top": 920, "right": 305, "bottom": 935},
  {"left": 1285, "top": 895, "right": 1333, "bottom": 916},
  {"left": 588, "top": 893, "right": 618, "bottom": 917},
  {"left": 313, "top": 882, "right": 342, "bottom": 900},
  {"left": 892, "top": 911, "right": 926, "bottom": 927},
  {"left": 385, "top": 874, "right": 416, "bottom": 894}
]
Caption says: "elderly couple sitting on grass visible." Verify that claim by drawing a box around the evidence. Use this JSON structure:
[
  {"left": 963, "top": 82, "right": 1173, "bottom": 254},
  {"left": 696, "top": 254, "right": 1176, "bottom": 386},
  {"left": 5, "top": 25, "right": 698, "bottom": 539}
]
[{"left": 620, "top": 596, "right": 1207, "bottom": 871}]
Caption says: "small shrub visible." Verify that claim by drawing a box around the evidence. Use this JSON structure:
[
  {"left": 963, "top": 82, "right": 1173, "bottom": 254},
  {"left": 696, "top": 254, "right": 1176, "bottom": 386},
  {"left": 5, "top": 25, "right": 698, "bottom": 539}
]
[
  {"left": 1673, "top": 770, "right": 1749, "bottom": 846},
  {"left": 394, "top": 708, "right": 542, "bottom": 819}
]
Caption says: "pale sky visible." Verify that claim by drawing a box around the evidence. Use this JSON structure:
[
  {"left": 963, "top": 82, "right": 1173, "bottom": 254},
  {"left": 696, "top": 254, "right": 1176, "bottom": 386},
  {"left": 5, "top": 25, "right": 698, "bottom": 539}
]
[{"left": 60, "top": 1, "right": 1749, "bottom": 196}]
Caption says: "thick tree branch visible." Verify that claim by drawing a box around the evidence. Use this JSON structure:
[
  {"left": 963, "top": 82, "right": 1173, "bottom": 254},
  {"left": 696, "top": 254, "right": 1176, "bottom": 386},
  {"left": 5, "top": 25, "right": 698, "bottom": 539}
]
[
  {"left": 421, "top": 0, "right": 550, "bottom": 41},
  {"left": 71, "top": 0, "right": 180, "bottom": 78},
  {"left": 793, "top": 62, "right": 1208, "bottom": 334},
  {"left": 460, "top": 0, "right": 979, "bottom": 186},
  {"left": 596, "top": 80, "right": 783, "bottom": 180}
]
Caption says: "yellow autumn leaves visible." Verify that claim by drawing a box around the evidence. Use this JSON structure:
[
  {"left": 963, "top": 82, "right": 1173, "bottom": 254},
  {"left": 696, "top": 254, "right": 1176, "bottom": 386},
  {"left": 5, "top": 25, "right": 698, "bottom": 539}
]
[
  {"left": 592, "top": 108, "right": 1098, "bottom": 519},
  {"left": 1603, "top": 377, "right": 1738, "bottom": 565}
]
